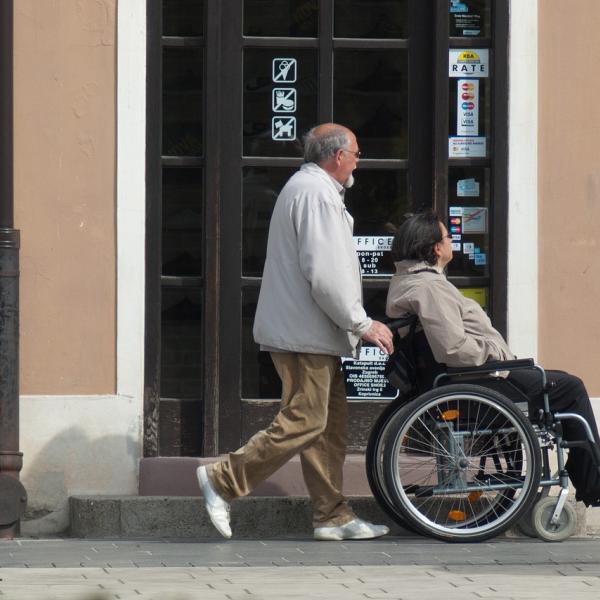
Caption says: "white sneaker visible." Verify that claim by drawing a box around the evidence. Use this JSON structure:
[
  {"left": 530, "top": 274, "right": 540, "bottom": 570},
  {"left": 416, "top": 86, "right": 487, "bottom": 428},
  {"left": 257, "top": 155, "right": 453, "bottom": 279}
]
[
  {"left": 196, "top": 466, "right": 232, "bottom": 539},
  {"left": 314, "top": 518, "right": 389, "bottom": 541}
]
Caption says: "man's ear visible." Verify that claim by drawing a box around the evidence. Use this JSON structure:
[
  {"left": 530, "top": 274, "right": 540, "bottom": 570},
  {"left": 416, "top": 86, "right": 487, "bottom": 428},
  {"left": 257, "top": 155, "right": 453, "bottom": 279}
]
[{"left": 433, "top": 242, "right": 442, "bottom": 258}]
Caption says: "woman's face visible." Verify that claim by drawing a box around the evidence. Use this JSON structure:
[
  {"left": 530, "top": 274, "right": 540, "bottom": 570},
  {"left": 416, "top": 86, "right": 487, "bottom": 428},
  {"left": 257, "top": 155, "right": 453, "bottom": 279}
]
[{"left": 435, "top": 222, "right": 454, "bottom": 267}]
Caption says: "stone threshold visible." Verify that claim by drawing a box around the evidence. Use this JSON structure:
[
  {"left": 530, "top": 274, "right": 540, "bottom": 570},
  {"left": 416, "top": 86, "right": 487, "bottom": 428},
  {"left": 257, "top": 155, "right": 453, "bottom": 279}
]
[{"left": 69, "top": 495, "right": 408, "bottom": 539}]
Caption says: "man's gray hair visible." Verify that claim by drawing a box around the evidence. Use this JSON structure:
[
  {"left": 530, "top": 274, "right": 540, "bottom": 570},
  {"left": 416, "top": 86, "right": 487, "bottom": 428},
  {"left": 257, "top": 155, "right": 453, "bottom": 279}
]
[{"left": 303, "top": 125, "right": 350, "bottom": 163}]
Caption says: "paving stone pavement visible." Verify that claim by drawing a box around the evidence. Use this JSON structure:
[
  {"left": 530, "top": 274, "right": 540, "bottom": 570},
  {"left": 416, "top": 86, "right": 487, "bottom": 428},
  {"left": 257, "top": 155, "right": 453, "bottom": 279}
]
[{"left": 2, "top": 536, "right": 600, "bottom": 599}]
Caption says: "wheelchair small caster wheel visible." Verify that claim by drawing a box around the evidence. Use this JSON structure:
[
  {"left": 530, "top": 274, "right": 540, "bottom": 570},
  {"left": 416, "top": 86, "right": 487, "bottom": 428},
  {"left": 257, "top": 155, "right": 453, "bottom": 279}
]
[{"left": 532, "top": 496, "right": 577, "bottom": 542}]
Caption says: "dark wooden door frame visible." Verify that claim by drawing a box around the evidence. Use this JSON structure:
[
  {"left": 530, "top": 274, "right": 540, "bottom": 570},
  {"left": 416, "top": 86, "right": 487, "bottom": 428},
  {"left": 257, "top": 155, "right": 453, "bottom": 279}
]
[
  {"left": 144, "top": 0, "right": 162, "bottom": 457},
  {"left": 217, "top": 0, "right": 244, "bottom": 453},
  {"left": 202, "top": 0, "right": 224, "bottom": 455}
]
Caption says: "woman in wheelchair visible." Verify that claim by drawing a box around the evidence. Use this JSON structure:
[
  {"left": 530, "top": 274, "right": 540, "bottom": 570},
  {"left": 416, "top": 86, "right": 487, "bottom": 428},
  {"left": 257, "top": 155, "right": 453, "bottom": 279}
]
[{"left": 372, "top": 211, "right": 600, "bottom": 541}]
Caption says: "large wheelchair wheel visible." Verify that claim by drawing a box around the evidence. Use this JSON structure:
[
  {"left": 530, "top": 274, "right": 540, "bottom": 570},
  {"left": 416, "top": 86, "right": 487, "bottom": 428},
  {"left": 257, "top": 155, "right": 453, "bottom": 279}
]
[{"left": 383, "top": 384, "right": 541, "bottom": 542}]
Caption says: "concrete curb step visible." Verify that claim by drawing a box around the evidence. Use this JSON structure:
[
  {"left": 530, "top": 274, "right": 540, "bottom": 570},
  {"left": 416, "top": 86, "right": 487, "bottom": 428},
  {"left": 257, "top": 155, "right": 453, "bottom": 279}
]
[
  {"left": 69, "top": 496, "right": 411, "bottom": 539},
  {"left": 70, "top": 495, "right": 588, "bottom": 539}
]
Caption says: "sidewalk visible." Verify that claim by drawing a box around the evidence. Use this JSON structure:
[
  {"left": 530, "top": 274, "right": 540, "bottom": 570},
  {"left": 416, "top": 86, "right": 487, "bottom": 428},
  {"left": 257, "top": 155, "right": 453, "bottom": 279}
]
[{"left": 1, "top": 536, "right": 600, "bottom": 599}]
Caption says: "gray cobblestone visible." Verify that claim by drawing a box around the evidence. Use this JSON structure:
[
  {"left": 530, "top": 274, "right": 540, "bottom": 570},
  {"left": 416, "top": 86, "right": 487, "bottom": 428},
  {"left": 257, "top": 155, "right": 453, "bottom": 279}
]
[{"left": 1, "top": 538, "right": 600, "bottom": 599}]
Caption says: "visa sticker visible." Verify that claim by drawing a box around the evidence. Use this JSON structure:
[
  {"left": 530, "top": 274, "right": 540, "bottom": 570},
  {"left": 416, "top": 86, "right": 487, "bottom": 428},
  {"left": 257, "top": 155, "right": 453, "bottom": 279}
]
[{"left": 449, "top": 206, "right": 463, "bottom": 217}]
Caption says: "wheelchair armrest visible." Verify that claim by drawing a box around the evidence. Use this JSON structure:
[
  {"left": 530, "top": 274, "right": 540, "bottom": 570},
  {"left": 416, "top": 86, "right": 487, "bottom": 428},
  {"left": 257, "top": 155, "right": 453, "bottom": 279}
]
[{"left": 445, "top": 358, "right": 535, "bottom": 376}]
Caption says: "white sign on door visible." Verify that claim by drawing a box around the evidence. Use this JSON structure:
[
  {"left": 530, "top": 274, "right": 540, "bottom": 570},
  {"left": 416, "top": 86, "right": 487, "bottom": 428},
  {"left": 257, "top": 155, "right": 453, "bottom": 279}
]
[
  {"left": 272, "top": 58, "right": 297, "bottom": 83},
  {"left": 272, "top": 117, "right": 296, "bottom": 140},
  {"left": 457, "top": 79, "right": 479, "bottom": 136},
  {"left": 272, "top": 88, "right": 296, "bottom": 113},
  {"left": 353, "top": 236, "right": 393, "bottom": 251},
  {"left": 449, "top": 136, "right": 486, "bottom": 158},
  {"left": 449, "top": 49, "right": 489, "bottom": 78}
]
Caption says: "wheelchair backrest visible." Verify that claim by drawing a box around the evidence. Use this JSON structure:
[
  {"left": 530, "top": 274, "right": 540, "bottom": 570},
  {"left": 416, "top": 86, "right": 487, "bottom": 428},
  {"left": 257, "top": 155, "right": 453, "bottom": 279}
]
[
  {"left": 412, "top": 328, "right": 446, "bottom": 392},
  {"left": 385, "top": 315, "right": 445, "bottom": 395}
]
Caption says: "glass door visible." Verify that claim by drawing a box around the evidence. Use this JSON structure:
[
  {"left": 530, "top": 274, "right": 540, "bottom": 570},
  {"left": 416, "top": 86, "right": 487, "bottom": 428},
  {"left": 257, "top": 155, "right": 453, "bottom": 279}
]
[
  {"left": 145, "top": 0, "right": 508, "bottom": 456},
  {"left": 219, "top": 0, "right": 424, "bottom": 453}
]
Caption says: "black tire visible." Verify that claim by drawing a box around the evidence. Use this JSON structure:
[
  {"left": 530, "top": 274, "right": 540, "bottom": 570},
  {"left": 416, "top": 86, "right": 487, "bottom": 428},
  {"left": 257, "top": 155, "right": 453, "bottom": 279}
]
[
  {"left": 366, "top": 396, "right": 415, "bottom": 528},
  {"left": 382, "top": 384, "right": 541, "bottom": 542}
]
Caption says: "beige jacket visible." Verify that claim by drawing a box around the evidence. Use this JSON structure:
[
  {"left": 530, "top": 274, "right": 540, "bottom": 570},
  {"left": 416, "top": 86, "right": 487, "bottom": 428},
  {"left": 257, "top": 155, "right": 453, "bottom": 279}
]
[
  {"left": 386, "top": 260, "right": 513, "bottom": 367},
  {"left": 253, "top": 163, "right": 371, "bottom": 358}
]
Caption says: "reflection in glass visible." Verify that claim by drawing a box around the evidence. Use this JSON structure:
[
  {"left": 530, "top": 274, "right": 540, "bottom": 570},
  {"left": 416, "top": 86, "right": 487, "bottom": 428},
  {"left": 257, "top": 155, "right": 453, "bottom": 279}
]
[
  {"left": 446, "top": 167, "right": 490, "bottom": 278},
  {"left": 161, "top": 287, "right": 203, "bottom": 398},
  {"left": 244, "top": 0, "right": 318, "bottom": 37},
  {"left": 162, "top": 168, "right": 203, "bottom": 276},
  {"left": 334, "top": 0, "right": 408, "bottom": 39},
  {"left": 244, "top": 49, "right": 317, "bottom": 157},
  {"left": 163, "top": 47, "right": 203, "bottom": 156},
  {"left": 449, "top": 0, "right": 491, "bottom": 38},
  {"left": 243, "top": 167, "right": 296, "bottom": 277},
  {"left": 334, "top": 51, "right": 408, "bottom": 158},
  {"left": 242, "top": 288, "right": 282, "bottom": 399},
  {"left": 362, "top": 288, "right": 389, "bottom": 324},
  {"left": 345, "top": 170, "right": 408, "bottom": 276},
  {"left": 163, "top": 0, "right": 204, "bottom": 36}
]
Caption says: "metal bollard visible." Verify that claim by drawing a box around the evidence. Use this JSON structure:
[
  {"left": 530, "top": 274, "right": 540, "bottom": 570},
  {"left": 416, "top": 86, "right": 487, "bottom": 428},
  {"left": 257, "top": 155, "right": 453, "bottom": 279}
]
[{"left": 0, "top": 1, "right": 26, "bottom": 539}]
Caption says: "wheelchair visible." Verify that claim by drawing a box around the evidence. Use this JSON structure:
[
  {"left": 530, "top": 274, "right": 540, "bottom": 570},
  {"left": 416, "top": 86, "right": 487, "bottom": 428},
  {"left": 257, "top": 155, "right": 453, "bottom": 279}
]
[{"left": 367, "top": 315, "right": 600, "bottom": 543}]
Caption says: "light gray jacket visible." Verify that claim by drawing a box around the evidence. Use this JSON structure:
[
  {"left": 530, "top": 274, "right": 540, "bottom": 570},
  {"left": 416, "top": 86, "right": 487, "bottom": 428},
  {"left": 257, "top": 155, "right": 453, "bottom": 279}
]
[
  {"left": 253, "top": 163, "right": 372, "bottom": 357},
  {"left": 386, "top": 260, "right": 513, "bottom": 367}
]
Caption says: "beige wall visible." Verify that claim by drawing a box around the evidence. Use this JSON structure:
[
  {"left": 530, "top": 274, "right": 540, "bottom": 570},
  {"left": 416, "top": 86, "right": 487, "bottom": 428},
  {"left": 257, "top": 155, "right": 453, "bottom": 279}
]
[
  {"left": 538, "top": 0, "right": 600, "bottom": 394},
  {"left": 14, "top": 0, "right": 116, "bottom": 394}
]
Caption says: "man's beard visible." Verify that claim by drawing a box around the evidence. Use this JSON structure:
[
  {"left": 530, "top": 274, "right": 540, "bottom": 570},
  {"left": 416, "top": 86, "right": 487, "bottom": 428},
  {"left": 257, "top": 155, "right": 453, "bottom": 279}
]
[{"left": 343, "top": 173, "right": 355, "bottom": 189}]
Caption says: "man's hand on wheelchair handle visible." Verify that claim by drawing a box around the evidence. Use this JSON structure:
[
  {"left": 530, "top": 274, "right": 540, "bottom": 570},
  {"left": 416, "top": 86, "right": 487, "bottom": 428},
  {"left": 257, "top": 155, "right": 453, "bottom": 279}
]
[{"left": 362, "top": 320, "right": 394, "bottom": 354}]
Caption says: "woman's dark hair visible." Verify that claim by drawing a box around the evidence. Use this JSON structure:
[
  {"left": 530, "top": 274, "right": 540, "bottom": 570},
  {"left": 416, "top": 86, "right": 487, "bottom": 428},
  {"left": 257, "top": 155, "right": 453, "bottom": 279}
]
[{"left": 391, "top": 211, "right": 444, "bottom": 265}]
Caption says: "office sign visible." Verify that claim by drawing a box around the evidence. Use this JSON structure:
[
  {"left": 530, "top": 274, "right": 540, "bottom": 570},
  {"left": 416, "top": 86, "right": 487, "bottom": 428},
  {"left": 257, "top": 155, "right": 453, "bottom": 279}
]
[
  {"left": 354, "top": 236, "right": 393, "bottom": 277},
  {"left": 342, "top": 347, "right": 399, "bottom": 400}
]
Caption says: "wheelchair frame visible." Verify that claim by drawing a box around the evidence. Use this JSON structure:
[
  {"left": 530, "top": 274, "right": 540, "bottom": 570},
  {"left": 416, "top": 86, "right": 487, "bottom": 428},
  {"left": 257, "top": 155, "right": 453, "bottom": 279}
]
[{"left": 367, "top": 316, "right": 600, "bottom": 542}]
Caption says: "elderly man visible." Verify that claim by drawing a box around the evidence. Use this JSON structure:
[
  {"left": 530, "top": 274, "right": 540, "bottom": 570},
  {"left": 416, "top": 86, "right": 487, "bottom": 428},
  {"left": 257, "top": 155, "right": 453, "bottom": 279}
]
[
  {"left": 386, "top": 211, "right": 600, "bottom": 506},
  {"left": 197, "top": 123, "right": 394, "bottom": 540}
]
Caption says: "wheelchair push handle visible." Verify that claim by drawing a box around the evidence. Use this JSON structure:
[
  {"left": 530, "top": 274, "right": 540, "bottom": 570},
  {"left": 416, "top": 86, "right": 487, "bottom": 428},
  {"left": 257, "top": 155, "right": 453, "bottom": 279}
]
[{"left": 383, "top": 314, "right": 418, "bottom": 332}]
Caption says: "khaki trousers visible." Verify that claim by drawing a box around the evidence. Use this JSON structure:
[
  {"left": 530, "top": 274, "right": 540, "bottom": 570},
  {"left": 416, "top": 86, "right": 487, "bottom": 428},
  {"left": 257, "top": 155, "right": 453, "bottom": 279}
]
[{"left": 208, "top": 352, "right": 355, "bottom": 527}]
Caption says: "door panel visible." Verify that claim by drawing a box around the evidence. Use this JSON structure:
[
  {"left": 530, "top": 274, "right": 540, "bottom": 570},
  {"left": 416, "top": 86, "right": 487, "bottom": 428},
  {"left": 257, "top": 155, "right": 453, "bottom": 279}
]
[
  {"left": 233, "top": 0, "right": 413, "bottom": 452},
  {"left": 334, "top": 0, "right": 408, "bottom": 38},
  {"left": 333, "top": 50, "right": 408, "bottom": 159}
]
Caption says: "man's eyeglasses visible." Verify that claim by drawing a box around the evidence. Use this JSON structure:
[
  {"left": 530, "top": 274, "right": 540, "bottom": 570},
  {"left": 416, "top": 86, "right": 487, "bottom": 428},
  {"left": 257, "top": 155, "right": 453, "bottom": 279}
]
[{"left": 340, "top": 148, "right": 361, "bottom": 158}]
